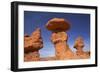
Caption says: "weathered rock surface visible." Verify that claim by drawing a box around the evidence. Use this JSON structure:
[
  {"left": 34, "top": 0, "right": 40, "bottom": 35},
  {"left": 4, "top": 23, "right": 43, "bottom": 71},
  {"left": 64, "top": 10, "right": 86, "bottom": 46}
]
[
  {"left": 24, "top": 51, "right": 40, "bottom": 61},
  {"left": 74, "top": 36, "right": 90, "bottom": 59},
  {"left": 24, "top": 28, "right": 43, "bottom": 61},
  {"left": 51, "top": 32, "right": 74, "bottom": 60},
  {"left": 24, "top": 28, "right": 43, "bottom": 53},
  {"left": 46, "top": 18, "right": 74, "bottom": 60},
  {"left": 46, "top": 18, "right": 70, "bottom": 32}
]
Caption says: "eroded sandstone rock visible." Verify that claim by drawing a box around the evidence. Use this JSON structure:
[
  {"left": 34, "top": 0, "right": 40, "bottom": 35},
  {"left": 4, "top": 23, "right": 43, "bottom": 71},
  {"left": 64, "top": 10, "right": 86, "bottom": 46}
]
[
  {"left": 24, "top": 51, "right": 40, "bottom": 61},
  {"left": 24, "top": 28, "right": 43, "bottom": 61},
  {"left": 74, "top": 36, "right": 90, "bottom": 59},
  {"left": 46, "top": 18, "right": 74, "bottom": 60}
]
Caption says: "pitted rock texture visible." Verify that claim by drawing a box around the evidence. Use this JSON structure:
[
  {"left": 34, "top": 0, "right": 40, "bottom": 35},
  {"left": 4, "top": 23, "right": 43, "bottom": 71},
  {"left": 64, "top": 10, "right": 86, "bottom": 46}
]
[
  {"left": 51, "top": 32, "right": 74, "bottom": 60},
  {"left": 24, "top": 28, "right": 43, "bottom": 53},
  {"left": 74, "top": 37, "right": 90, "bottom": 59},
  {"left": 24, "top": 28, "right": 43, "bottom": 61}
]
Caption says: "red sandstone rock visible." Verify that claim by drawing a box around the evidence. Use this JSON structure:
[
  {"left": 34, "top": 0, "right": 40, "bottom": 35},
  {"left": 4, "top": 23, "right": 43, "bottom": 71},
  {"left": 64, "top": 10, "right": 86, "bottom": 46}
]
[
  {"left": 46, "top": 18, "right": 74, "bottom": 60},
  {"left": 46, "top": 18, "right": 70, "bottom": 32},
  {"left": 74, "top": 36, "right": 84, "bottom": 49},
  {"left": 24, "top": 28, "right": 43, "bottom": 61},
  {"left": 51, "top": 32, "right": 68, "bottom": 44},
  {"left": 74, "top": 36, "right": 90, "bottom": 59},
  {"left": 24, "top": 51, "right": 40, "bottom": 61},
  {"left": 24, "top": 28, "right": 43, "bottom": 53}
]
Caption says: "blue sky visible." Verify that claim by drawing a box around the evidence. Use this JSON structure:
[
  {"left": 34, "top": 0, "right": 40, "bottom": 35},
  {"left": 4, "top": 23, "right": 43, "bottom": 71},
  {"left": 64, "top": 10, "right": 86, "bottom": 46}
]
[{"left": 24, "top": 11, "right": 90, "bottom": 57}]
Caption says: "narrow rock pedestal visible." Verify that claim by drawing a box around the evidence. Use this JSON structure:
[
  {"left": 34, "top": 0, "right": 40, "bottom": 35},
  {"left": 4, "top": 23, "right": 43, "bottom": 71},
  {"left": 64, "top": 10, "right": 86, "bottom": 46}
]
[{"left": 46, "top": 18, "right": 74, "bottom": 60}]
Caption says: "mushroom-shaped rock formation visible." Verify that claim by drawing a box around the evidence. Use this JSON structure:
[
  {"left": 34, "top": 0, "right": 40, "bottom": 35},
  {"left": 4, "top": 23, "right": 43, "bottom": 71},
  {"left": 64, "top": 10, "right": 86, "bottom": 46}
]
[
  {"left": 74, "top": 36, "right": 90, "bottom": 59},
  {"left": 46, "top": 18, "right": 70, "bottom": 32},
  {"left": 24, "top": 28, "right": 43, "bottom": 61},
  {"left": 46, "top": 18, "right": 74, "bottom": 60}
]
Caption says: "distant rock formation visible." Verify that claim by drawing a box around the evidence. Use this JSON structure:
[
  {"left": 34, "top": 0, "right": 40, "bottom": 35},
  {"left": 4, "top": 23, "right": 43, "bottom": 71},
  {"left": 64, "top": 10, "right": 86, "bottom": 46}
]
[
  {"left": 46, "top": 18, "right": 74, "bottom": 60},
  {"left": 74, "top": 36, "right": 90, "bottom": 59},
  {"left": 24, "top": 28, "right": 43, "bottom": 61}
]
